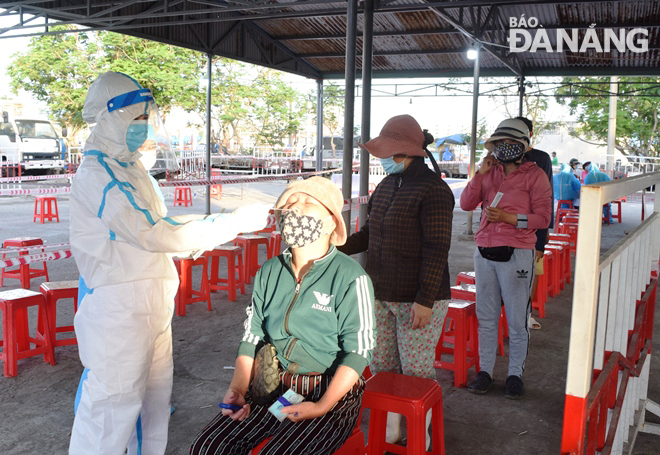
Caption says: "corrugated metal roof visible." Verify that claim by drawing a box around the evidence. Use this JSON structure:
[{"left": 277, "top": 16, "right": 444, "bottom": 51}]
[{"left": 0, "top": 0, "right": 658, "bottom": 79}]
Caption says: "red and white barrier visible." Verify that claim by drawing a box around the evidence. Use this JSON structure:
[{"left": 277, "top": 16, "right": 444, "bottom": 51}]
[
  {"left": 0, "top": 173, "right": 73, "bottom": 183},
  {"left": 0, "top": 242, "right": 71, "bottom": 256},
  {"left": 0, "top": 187, "right": 72, "bottom": 196},
  {"left": 561, "top": 171, "right": 660, "bottom": 454},
  {"left": 0, "top": 249, "right": 72, "bottom": 269}
]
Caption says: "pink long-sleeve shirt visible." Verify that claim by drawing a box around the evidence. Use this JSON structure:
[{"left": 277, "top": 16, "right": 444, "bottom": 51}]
[{"left": 460, "top": 161, "right": 552, "bottom": 250}]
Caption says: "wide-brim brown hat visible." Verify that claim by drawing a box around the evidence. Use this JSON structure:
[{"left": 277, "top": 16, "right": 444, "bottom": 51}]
[
  {"left": 484, "top": 118, "right": 530, "bottom": 152},
  {"left": 274, "top": 176, "right": 347, "bottom": 246},
  {"left": 359, "top": 114, "right": 427, "bottom": 158}
]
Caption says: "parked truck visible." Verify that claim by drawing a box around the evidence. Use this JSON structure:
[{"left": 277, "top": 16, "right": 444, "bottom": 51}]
[{"left": 0, "top": 110, "right": 67, "bottom": 175}]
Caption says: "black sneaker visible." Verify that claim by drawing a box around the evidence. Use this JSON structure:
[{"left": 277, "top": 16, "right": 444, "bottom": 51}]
[
  {"left": 468, "top": 371, "right": 493, "bottom": 394},
  {"left": 504, "top": 375, "right": 525, "bottom": 399}
]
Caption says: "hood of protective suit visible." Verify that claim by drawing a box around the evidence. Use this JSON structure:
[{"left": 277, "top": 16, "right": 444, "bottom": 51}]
[
  {"left": 560, "top": 163, "right": 571, "bottom": 173},
  {"left": 83, "top": 72, "right": 151, "bottom": 163},
  {"left": 584, "top": 163, "right": 610, "bottom": 185}
]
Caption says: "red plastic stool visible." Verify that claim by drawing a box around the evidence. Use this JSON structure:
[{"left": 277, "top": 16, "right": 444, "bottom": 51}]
[
  {"left": 549, "top": 240, "right": 571, "bottom": 285},
  {"left": 174, "top": 187, "right": 193, "bottom": 207},
  {"left": 38, "top": 281, "right": 79, "bottom": 348},
  {"left": 233, "top": 235, "right": 269, "bottom": 284},
  {"left": 33, "top": 196, "right": 60, "bottom": 223},
  {"left": 543, "top": 250, "right": 556, "bottom": 298},
  {"left": 611, "top": 199, "right": 622, "bottom": 223},
  {"left": 174, "top": 256, "right": 211, "bottom": 316},
  {"left": 556, "top": 199, "right": 574, "bottom": 212},
  {"left": 449, "top": 284, "right": 505, "bottom": 355},
  {"left": 434, "top": 300, "right": 479, "bottom": 388},
  {"left": 255, "top": 210, "right": 277, "bottom": 236},
  {"left": 455, "top": 271, "right": 475, "bottom": 286},
  {"left": 549, "top": 232, "right": 570, "bottom": 243},
  {"left": 545, "top": 244, "right": 564, "bottom": 296},
  {"left": 556, "top": 208, "right": 578, "bottom": 224},
  {"left": 0, "top": 289, "right": 55, "bottom": 377},
  {"left": 210, "top": 169, "right": 223, "bottom": 200},
  {"left": 363, "top": 372, "right": 445, "bottom": 455},
  {"left": 205, "top": 246, "right": 245, "bottom": 302},
  {"left": 1, "top": 237, "right": 49, "bottom": 288},
  {"left": 563, "top": 215, "right": 579, "bottom": 224},
  {"left": 532, "top": 269, "right": 548, "bottom": 318},
  {"left": 557, "top": 222, "right": 578, "bottom": 254},
  {"left": 267, "top": 231, "right": 282, "bottom": 259},
  {"left": 250, "top": 421, "right": 365, "bottom": 455}
]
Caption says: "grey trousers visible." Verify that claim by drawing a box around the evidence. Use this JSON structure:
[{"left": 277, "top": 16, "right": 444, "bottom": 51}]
[{"left": 473, "top": 248, "right": 535, "bottom": 378}]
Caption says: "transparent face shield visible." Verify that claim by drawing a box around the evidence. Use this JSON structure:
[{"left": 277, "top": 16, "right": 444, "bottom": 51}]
[
  {"left": 107, "top": 88, "right": 180, "bottom": 172},
  {"left": 135, "top": 107, "right": 179, "bottom": 172}
]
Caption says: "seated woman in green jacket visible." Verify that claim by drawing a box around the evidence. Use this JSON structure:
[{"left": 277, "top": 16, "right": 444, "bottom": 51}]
[{"left": 190, "top": 177, "right": 376, "bottom": 455}]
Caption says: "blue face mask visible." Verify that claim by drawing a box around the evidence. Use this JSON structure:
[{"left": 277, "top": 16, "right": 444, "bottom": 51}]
[
  {"left": 126, "top": 120, "right": 150, "bottom": 153},
  {"left": 380, "top": 156, "right": 406, "bottom": 174}
]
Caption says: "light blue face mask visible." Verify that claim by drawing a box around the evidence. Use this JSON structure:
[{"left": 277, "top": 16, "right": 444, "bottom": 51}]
[
  {"left": 126, "top": 120, "right": 150, "bottom": 153},
  {"left": 380, "top": 156, "right": 406, "bottom": 174}
]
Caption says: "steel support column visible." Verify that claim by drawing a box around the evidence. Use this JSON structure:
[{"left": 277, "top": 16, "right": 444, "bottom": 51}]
[
  {"left": 316, "top": 80, "right": 324, "bottom": 171},
  {"left": 518, "top": 75, "right": 525, "bottom": 117},
  {"left": 466, "top": 43, "right": 481, "bottom": 236},
  {"left": 607, "top": 76, "right": 618, "bottom": 172},
  {"left": 359, "top": 0, "right": 374, "bottom": 234},
  {"left": 342, "top": 0, "right": 358, "bottom": 229},
  {"left": 205, "top": 52, "right": 212, "bottom": 215}
]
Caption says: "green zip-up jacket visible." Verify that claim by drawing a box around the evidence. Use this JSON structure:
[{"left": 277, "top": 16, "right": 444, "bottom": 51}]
[{"left": 237, "top": 245, "right": 376, "bottom": 376}]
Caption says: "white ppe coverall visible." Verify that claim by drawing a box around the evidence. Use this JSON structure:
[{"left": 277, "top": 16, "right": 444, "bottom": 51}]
[{"left": 69, "top": 72, "right": 269, "bottom": 455}]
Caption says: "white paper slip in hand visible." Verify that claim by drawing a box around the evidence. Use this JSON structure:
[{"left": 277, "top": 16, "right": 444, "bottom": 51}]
[{"left": 490, "top": 192, "right": 504, "bottom": 208}]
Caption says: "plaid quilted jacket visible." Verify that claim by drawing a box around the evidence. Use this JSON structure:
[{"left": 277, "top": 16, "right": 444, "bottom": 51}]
[{"left": 338, "top": 157, "right": 454, "bottom": 308}]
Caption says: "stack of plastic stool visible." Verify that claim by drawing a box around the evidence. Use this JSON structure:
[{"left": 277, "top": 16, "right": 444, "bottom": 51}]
[
  {"left": 450, "top": 284, "right": 505, "bottom": 356},
  {"left": 1, "top": 237, "right": 49, "bottom": 288},
  {"left": 434, "top": 299, "right": 479, "bottom": 387},
  {"left": 543, "top": 250, "right": 557, "bottom": 299},
  {"left": 174, "top": 187, "right": 193, "bottom": 207},
  {"left": 39, "top": 281, "right": 79, "bottom": 348},
  {"left": 544, "top": 244, "right": 564, "bottom": 295},
  {"left": 267, "top": 231, "right": 282, "bottom": 259},
  {"left": 548, "top": 240, "right": 571, "bottom": 285},
  {"left": 174, "top": 256, "right": 211, "bottom": 316},
  {"left": 205, "top": 246, "right": 245, "bottom": 302},
  {"left": 0, "top": 289, "right": 56, "bottom": 377},
  {"left": 233, "top": 235, "right": 269, "bottom": 284},
  {"left": 532, "top": 269, "right": 548, "bottom": 318},
  {"left": 455, "top": 271, "right": 475, "bottom": 286},
  {"left": 33, "top": 196, "right": 60, "bottom": 223},
  {"left": 362, "top": 372, "right": 445, "bottom": 455},
  {"left": 557, "top": 222, "right": 578, "bottom": 254}
]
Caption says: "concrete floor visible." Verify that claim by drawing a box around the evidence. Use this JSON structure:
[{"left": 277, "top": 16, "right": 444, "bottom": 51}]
[{"left": 0, "top": 179, "right": 659, "bottom": 454}]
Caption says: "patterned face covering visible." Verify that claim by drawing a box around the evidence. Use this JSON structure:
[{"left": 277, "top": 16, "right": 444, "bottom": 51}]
[
  {"left": 280, "top": 211, "right": 330, "bottom": 248},
  {"left": 493, "top": 141, "right": 526, "bottom": 163}
]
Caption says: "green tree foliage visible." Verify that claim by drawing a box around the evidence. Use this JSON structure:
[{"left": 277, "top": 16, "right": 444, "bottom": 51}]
[
  {"left": 555, "top": 77, "right": 660, "bottom": 156},
  {"left": 7, "top": 25, "right": 100, "bottom": 137},
  {"left": 247, "top": 68, "right": 305, "bottom": 148},
  {"left": 8, "top": 29, "right": 306, "bottom": 150},
  {"left": 98, "top": 32, "right": 206, "bottom": 115},
  {"left": 308, "top": 82, "right": 345, "bottom": 157}
]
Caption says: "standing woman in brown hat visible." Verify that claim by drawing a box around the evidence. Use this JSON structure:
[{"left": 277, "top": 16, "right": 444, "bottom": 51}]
[
  {"left": 191, "top": 177, "right": 375, "bottom": 455},
  {"left": 339, "top": 114, "right": 455, "bottom": 448}
]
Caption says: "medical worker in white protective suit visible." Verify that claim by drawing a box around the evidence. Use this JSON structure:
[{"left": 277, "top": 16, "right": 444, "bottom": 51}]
[{"left": 68, "top": 72, "right": 271, "bottom": 455}]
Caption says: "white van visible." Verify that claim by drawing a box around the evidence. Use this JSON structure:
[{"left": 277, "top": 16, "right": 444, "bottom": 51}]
[{"left": 0, "top": 111, "right": 67, "bottom": 175}]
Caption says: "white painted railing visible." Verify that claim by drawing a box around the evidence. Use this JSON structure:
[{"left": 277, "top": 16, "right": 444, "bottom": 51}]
[{"left": 561, "top": 171, "right": 660, "bottom": 454}]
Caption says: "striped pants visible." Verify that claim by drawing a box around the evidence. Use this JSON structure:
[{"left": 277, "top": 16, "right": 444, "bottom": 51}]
[{"left": 190, "top": 372, "right": 364, "bottom": 455}]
